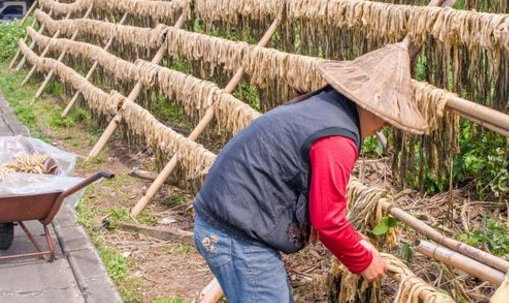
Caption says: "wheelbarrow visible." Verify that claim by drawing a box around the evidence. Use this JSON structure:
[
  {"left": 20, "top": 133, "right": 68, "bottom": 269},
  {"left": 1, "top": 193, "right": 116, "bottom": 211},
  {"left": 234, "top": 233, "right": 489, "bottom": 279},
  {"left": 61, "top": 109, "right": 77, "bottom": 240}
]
[{"left": 0, "top": 171, "right": 114, "bottom": 262}]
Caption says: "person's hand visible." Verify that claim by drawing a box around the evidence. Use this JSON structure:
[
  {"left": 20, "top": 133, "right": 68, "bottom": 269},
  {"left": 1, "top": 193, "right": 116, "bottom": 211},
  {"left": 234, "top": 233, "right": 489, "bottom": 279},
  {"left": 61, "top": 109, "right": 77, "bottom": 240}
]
[{"left": 359, "top": 240, "right": 387, "bottom": 282}]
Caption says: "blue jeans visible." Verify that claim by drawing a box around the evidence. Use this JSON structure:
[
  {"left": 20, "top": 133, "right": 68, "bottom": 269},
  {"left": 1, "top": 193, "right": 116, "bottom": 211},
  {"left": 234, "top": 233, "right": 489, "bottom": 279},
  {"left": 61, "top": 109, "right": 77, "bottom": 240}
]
[{"left": 194, "top": 214, "right": 294, "bottom": 303}]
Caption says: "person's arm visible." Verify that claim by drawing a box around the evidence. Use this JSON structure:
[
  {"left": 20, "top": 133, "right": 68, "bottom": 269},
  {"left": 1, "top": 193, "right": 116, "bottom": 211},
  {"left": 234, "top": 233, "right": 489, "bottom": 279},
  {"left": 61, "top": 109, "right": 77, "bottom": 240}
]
[{"left": 308, "top": 136, "right": 384, "bottom": 278}]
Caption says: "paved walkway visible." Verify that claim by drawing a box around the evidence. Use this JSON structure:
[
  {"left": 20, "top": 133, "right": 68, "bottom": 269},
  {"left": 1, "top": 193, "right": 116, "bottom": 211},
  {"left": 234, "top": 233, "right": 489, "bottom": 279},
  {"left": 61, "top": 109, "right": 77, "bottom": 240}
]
[{"left": 0, "top": 90, "right": 122, "bottom": 303}]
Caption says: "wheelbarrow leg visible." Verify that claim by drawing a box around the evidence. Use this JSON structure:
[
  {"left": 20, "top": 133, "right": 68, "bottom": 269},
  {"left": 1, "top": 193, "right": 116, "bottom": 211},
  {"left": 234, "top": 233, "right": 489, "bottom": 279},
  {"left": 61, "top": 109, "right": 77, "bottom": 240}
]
[
  {"left": 18, "top": 221, "right": 44, "bottom": 253},
  {"left": 43, "top": 224, "right": 55, "bottom": 262}
]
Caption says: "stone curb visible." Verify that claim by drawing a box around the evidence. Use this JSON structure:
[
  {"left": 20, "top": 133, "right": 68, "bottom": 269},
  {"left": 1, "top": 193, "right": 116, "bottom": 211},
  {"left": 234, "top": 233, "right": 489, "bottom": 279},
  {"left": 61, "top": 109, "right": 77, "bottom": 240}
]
[{"left": 54, "top": 204, "right": 123, "bottom": 303}]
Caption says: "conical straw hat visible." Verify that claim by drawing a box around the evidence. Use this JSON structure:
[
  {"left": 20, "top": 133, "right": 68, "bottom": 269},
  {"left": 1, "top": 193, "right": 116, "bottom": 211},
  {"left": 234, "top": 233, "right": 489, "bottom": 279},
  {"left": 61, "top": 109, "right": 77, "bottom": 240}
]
[{"left": 318, "top": 43, "right": 427, "bottom": 135}]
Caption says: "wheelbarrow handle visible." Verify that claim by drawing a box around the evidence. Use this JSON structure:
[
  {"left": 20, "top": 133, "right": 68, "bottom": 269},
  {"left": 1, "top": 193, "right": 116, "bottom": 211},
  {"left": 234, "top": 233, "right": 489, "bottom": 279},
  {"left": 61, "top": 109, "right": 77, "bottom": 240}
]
[
  {"left": 42, "top": 171, "right": 115, "bottom": 225},
  {"left": 60, "top": 171, "right": 115, "bottom": 199}
]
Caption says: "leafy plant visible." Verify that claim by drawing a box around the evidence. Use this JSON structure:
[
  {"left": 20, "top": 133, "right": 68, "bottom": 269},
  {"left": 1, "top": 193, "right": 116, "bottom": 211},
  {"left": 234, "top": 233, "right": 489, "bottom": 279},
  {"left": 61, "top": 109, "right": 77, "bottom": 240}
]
[
  {"left": 458, "top": 216, "right": 509, "bottom": 258},
  {"left": 372, "top": 217, "right": 399, "bottom": 235},
  {"left": 0, "top": 19, "right": 27, "bottom": 62},
  {"left": 48, "top": 108, "right": 76, "bottom": 128}
]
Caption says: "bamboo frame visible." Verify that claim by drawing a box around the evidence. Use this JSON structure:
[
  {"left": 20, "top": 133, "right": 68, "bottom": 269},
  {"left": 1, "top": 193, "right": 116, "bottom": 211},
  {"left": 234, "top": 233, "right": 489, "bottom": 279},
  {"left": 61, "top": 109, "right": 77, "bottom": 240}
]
[
  {"left": 130, "top": 17, "right": 281, "bottom": 217},
  {"left": 415, "top": 241, "right": 505, "bottom": 286},
  {"left": 22, "top": 5, "right": 93, "bottom": 89},
  {"left": 12, "top": 9, "right": 54, "bottom": 70},
  {"left": 61, "top": 13, "right": 129, "bottom": 117},
  {"left": 87, "top": 14, "right": 186, "bottom": 159},
  {"left": 380, "top": 199, "right": 509, "bottom": 272}
]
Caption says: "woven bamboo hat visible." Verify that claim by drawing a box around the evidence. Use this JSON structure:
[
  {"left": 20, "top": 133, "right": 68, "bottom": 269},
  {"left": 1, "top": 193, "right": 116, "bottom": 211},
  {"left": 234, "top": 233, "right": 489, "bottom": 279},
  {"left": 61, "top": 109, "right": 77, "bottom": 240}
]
[{"left": 318, "top": 42, "right": 427, "bottom": 135}]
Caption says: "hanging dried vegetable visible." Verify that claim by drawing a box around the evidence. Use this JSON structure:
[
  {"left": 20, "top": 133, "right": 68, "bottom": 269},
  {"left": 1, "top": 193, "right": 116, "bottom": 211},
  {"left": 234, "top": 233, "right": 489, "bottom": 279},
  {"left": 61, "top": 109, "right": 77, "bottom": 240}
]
[
  {"left": 92, "top": 0, "right": 191, "bottom": 24},
  {"left": 35, "top": 10, "right": 166, "bottom": 52},
  {"left": 27, "top": 27, "right": 139, "bottom": 84},
  {"left": 136, "top": 60, "right": 260, "bottom": 138},
  {"left": 384, "top": 254, "right": 457, "bottom": 303},
  {"left": 120, "top": 99, "right": 217, "bottom": 189},
  {"left": 165, "top": 27, "right": 249, "bottom": 75},
  {"left": 39, "top": 0, "right": 89, "bottom": 16},
  {"left": 18, "top": 40, "right": 122, "bottom": 117}
]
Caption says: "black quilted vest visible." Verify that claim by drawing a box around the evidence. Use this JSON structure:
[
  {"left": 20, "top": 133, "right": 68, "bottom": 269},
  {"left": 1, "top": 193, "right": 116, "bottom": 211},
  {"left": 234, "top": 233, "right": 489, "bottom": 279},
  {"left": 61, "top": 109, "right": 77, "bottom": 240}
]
[{"left": 194, "top": 86, "right": 361, "bottom": 253}]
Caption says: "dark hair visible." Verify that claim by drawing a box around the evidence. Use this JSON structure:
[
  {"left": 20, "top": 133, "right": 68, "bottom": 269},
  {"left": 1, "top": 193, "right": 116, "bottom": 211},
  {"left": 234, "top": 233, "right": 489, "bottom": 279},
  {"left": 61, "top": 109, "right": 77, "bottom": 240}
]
[{"left": 285, "top": 85, "right": 330, "bottom": 105}]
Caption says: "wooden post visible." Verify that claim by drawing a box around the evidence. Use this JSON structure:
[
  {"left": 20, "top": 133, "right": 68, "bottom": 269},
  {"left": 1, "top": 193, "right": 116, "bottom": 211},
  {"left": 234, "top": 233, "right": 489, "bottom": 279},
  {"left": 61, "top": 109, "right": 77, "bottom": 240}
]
[
  {"left": 415, "top": 241, "right": 505, "bottom": 286},
  {"left": 13, "top": 9, "right": 54, "bottom": 70},
  {"left": 130, "top": 17, "right": 281, "bottom": 217},
  {"left": 20, "top": 0, "right": 38, "bottom": 26},
  {"left": 23, "top": 6, "right": 93, "bottom": 88},
  {"left": 62, "top": 13, "right": 129, "bottom": 117},
  {"left": 87, "top": 15, "right": 187, "bottom": 159}
]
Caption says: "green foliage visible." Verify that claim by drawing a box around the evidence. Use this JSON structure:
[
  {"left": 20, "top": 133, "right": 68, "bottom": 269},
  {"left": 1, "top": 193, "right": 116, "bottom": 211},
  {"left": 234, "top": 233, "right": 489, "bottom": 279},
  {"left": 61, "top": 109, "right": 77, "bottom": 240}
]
[
  {"left": 152, "top": 297, "right": 186, "bottom": 303},
  {"left": 400, "top": 243, "right": 413, "bottom": 262},
  {"left": 362, "top": 136, "right": 384, "bottom": 157},
  {"left": 48, "top": 107, "right": 76, "bottom": 128},
  {"left": 454, "top": 121, "right": 509, "bottom": 199},
  {"left": 458, "top": 216, "right": 509, "bottom": 258},
  {"left": 0, "top": 19, "right": 26, "bottom": 62},
  {"left": 100, "top": 247, "right": 128, "bottom": 282},
  {"left": 372, "top": 217, "right": 399, "bottom": 235},
  {"left": 233, "top": 80, "right": 260, "bottom": 111}
]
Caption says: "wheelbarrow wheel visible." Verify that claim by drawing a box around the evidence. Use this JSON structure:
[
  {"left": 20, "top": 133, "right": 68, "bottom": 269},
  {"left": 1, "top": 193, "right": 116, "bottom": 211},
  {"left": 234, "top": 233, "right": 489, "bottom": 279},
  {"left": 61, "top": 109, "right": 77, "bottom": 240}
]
[{"left": 0, "top": 223, "right": 14, "bottom": 250}]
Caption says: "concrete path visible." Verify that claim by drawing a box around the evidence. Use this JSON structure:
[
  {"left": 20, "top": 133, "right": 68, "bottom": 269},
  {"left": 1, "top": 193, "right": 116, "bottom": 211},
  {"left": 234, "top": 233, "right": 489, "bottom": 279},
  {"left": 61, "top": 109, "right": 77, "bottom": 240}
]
[{"left": 0, "top": 90, "right": 122, "bottom": 303}]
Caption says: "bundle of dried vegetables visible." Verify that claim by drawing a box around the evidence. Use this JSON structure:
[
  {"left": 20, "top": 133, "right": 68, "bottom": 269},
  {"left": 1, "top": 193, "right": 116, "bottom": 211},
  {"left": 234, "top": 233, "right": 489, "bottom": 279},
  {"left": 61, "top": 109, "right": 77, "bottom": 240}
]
[
  {"left": 194, "top": 0, "right": 283, "bottom": 33},
  {"left": 38, "top": 0, "right": 190, "bottom": 23},
  {"left": 165, "top": 27, "right": 249, "bottom": 75},
  {"left": 242, "top": 45, "right": 327, "bottom": 110},
  {"left": 136, "top": 60, "right": 220, "bottom": 120},
  {"left": 136, "top": 60, "right": 260, "bottom": 137},
  {"left": 27, "top": 27, "right": 139, "bottom": 84},
  {"left": 121, "top": 99, "right": 216, "bottom": 189},
  {"left": 92, "top": 0, "right": 191, "bottom": 25},
  {"left": 0, "top": 153, "right": 55, "bottom": 182},
  {"left": 213, "top": 92, "right": 261, "bottom": 137},
  {"left": 35, "top": 10, "right": 165, "bottom": 52},
  {"left": 39, "top": 0, "right": 89, "bottom": 16},
  {"left": 18, "top": 39, "right": 121, "bottom": 117},
  {"left": 383, "top": 253, "right": 457, "bottom": 303},
  {"left": 399, "top": 81, "right": 460, "bottom": 184}
]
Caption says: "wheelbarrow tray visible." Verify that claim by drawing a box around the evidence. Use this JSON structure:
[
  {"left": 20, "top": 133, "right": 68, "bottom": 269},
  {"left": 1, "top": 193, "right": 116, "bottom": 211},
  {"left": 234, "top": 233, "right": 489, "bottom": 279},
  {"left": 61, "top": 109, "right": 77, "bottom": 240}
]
[
  {"left": 0, "top": 191, "right": 62, "bottom": 223},
  {"left": 0, "top": 171, "right": 114, "bottom": 262}
]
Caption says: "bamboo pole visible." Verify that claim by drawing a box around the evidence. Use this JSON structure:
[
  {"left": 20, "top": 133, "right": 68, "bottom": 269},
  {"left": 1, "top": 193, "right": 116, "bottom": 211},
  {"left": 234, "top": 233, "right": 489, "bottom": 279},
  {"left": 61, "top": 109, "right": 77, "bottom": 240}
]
[
  {"left": 415, "top": 241, "right": 505, "bottom": 286},
  {"left": 62, "top": 13, "right": 129, "bottom": 117},
  {"left": 22, "top": 6, "right": 93, "bottom": 88},
  {"left": 130, "top": 17, "right": 281, "bottom": 217},
  {"left": 12, "top": 9, "right": 54, "bottom": 70},
  {"left": 87, "top": 14, "right": 187, "bottom": 159},
  {"left": 20, "top": 0, "right": 38, "bottom": 26},
  {"left": 446, "top": 97, "right": 509, "bottom": 137},
  {"left": 380, "top": 199, "right": 509, "bottom": 273}
]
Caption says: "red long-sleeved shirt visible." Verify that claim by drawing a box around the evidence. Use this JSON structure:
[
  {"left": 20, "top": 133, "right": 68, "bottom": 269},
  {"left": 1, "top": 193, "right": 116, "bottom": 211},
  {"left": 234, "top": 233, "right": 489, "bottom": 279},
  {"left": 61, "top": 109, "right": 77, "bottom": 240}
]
[{"left": 308, "top": 136, "right": 373, "bottom": 274}]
